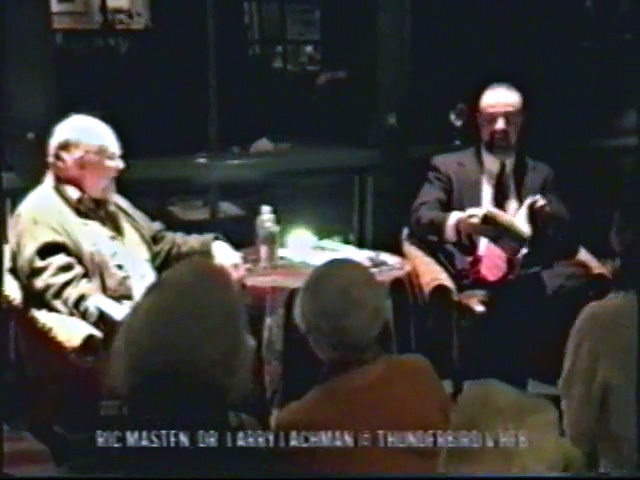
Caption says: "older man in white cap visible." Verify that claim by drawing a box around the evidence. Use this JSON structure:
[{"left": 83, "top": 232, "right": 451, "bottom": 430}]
[
  {"left": 274, "top": 258, "right": 450, "bottom": 475},
  {"left": 9, "top": 113, "right": 245, "bottom": 329},
  {"left": 407, "top": 82, "right": 609, "bottom": 388}
]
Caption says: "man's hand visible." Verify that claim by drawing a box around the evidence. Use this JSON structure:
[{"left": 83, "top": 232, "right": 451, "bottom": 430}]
[
  {"left": 530, "top": 195, "right": 550, "bottom": 214},
  {"left": 528, "top": 195, "right": 552, "bottom": 230},
  {"left": 456, "top": 210, "right": 499, "bottom": 242},
  {"left": 575, "top": 246, "right": 613, "bottom": 280},
  {"left": 211, "top": 240, "right": 246, "bottom": 282}
]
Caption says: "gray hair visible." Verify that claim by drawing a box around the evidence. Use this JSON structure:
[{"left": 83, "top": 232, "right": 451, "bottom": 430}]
[
  {"left": 294, "top": 258, "right": 391, "bottom": 362},
  {"left": 441, "top": 379, "right": 584, "bottom": 474}
]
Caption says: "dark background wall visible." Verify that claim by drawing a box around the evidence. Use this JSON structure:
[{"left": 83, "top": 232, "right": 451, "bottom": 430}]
[
  {"left": 1, "top": 0, "right": 637, "bottom": 254},
  {"left": 4, "top": 1, "right": 635, "bottom": 161},
  {"left": 54, "top": 1, "right": 211, "bottom": 160},
  {"left": 384, "top": 0, "right": 638, "bottom": 255},
  {"left": 406, "top": 0, "right": 636, "bottom": 151},
  {"left": 1, "top": 0, "right": 58, "bottom": 182}
]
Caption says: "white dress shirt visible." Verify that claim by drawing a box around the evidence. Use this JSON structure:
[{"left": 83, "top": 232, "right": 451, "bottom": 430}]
[{"left": 444, "top": 149, "right": 519, "bottom": 255}]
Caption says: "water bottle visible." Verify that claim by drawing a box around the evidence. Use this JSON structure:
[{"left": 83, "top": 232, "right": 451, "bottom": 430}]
[{"left": 256, "top": 204, "right": 280, "bottom": 269}]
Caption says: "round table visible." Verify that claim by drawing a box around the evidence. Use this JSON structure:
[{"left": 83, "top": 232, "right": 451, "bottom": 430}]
[{"left": 242, "top": 250, "right": 412, "bottom": 414}]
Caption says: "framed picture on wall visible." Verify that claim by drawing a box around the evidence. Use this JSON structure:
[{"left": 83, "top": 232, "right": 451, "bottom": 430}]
[
  {"left": 50, "top": 0, "right": 88, "bottom": 14},
  {"left": 50, "top": 0, "right": 152, "bottom": 30},
  {"left": 107, "top": 0, "right": 152, "bottom": 30}
]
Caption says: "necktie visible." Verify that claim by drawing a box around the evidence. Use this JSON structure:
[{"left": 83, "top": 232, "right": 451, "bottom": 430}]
[{"left": 493, "top": 160, "right": 510, "bottom": 212}]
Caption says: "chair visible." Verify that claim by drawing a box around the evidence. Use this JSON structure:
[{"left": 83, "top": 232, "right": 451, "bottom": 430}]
[
  {"left": 2, "top": 245, "right": 107, "bottom": 466},
  {"left": 400, "top": 228, "right": 486, "bottom": 393},
  {"left": 401, "top": 227, "right": 610, "bottom": 395}
]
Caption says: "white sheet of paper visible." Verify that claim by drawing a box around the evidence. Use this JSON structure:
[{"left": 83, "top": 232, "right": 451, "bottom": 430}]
[
  {"left": 279, "top": 244, "right": 402, "bottom": 268},
  {"left": 87, "top": 294, "right": 130, "bottom": 322},
  {"left": 278, "top": 248, "right": 367, "bottom": 266}
]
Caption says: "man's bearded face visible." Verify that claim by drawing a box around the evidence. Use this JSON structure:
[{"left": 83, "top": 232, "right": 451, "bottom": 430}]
[{"left": 477, "top": 87, "right": 524, "bottom": 155}]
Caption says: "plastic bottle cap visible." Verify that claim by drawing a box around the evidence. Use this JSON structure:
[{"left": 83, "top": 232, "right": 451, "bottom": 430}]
[{"left": 260, "top": 205, "right": 273, "bottom": 215}]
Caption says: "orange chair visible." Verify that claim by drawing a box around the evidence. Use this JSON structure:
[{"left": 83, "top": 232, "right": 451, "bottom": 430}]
[{"left": 400, "top": 229, "right": 488, "bottom": 394}]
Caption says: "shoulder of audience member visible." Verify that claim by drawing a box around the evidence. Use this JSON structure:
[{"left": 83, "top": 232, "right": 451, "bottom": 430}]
[
  {"left": 574, "top": 291, "right": 635, "bottom": 336},
  {"left": 273, "top": 388, "right": 323, "bottom": 431},
  {"left": 390, "top": 353, "right": 442, "bottom": 378},
  {"left": 275, "top": 354, "right": 448, "bottom": 426},
  {"left": 383, "top": 354, "right": 452, "bottom": 426}
]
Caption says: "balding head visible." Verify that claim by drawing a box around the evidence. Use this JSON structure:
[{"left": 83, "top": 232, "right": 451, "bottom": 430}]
[
  {"left": 294, "top": 258, "right": 390, "bottom": 362},
  {"left": 479, "top": 83, "right": 524, "bottom": 113},
  {"left": 477, "top": 83, "right": 525, "bottom": 155}
]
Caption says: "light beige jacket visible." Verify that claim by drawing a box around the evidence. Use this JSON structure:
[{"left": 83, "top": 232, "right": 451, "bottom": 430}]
[{"left": 9, "top": 177, "right": 220, "bottom": 326}]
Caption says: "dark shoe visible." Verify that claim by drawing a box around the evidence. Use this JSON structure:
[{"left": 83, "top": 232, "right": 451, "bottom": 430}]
[{"left": 428, "top": 286, "right": 457, "bottom": 327}]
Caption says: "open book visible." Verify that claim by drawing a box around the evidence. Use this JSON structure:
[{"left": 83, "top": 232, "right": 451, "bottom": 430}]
[{"left": 467, "top": 195, "right": 547, "bottom": 255}]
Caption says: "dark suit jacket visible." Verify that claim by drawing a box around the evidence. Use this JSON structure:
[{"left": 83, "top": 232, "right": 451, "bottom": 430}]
[{"left": 409, "top": 146, "right": 579, "bottom": 282}]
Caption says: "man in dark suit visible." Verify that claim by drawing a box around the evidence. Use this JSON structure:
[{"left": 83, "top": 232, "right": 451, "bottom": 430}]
[{"left": 408, "top": 83, "right": 609, "bottom": 388}]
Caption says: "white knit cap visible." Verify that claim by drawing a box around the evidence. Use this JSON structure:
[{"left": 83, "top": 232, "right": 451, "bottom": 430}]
[
  {"left": 48, "top": 113, "right": 122, "bottom": 156},
  {"left": 294, "top": 258, "right": 390, "bottom": 361}
]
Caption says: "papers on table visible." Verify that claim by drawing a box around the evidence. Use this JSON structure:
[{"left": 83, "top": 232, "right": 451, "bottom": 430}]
[{"left": 278, "top": 239, "right": 403, "bottom": 269}]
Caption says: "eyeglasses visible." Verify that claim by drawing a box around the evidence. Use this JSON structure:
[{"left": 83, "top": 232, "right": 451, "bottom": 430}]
[
  {"left": 76, "top": 146, "right": 124, "bottom": 172},
  {"left": 83, "top": 145, "right": 122, "bottom": 161}
]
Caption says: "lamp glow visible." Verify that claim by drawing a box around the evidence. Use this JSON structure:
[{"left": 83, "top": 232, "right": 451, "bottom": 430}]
[{"left": 285, "top": 227, "right": 317, "bottom": 252}]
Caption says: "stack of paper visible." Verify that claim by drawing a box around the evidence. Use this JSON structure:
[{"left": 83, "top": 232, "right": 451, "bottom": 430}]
[{"left": 279, "top": 239, "right": 403, "bottom": 268}]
